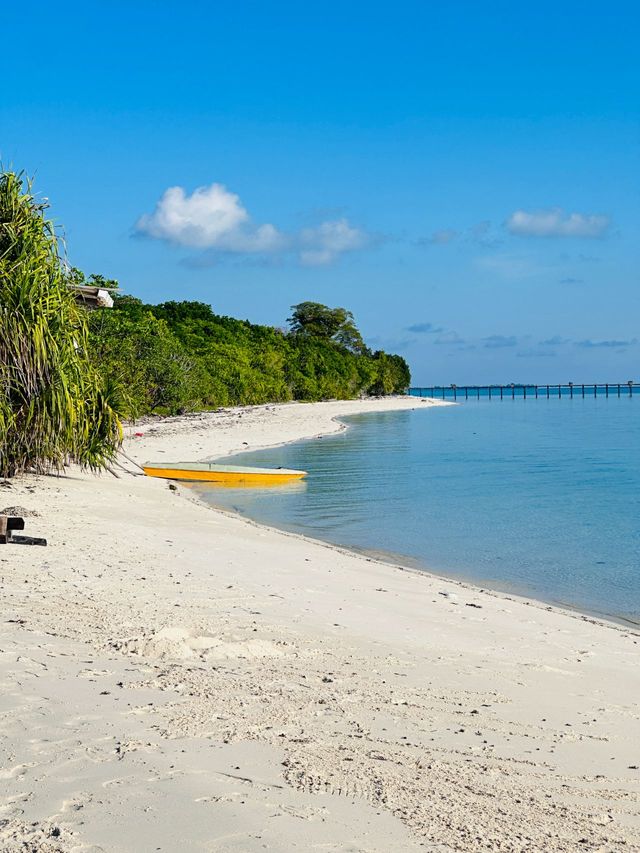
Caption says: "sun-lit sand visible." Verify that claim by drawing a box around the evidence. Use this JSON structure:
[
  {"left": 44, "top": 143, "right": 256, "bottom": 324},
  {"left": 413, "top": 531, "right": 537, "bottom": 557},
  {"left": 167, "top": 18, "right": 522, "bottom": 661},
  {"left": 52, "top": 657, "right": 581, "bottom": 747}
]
[{"left": 1, "top": 397, "right": 639, "bottom": 852}]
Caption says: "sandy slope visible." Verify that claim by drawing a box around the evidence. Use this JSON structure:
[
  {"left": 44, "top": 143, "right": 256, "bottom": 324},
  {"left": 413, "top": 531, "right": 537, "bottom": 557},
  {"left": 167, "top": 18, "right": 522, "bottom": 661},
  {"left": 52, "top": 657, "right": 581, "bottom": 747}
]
[{"left": 1, "top": 397, "right": 639, "bottom": 853}]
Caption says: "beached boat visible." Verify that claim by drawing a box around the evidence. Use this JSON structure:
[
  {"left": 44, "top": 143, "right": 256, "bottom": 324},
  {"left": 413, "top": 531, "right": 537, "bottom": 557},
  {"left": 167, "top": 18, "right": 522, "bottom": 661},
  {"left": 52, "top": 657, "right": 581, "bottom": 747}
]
[{"left": 142, "top": 461, "right": 307, "bottom": 485}]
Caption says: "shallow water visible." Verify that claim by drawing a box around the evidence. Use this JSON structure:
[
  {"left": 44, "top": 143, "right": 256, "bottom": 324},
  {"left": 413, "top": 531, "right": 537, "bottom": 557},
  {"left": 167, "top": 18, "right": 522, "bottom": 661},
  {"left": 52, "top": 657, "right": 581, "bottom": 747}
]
[{"left": 195, "top": 399, "right": 640, "bottom": 625}]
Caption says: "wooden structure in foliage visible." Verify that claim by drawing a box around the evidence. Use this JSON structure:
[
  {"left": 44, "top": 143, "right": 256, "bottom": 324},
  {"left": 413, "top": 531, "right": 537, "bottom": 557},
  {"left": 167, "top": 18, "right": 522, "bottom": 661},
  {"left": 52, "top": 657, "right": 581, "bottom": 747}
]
[{"left": 70, "top": 285, "right": 114, "bottom": 309}]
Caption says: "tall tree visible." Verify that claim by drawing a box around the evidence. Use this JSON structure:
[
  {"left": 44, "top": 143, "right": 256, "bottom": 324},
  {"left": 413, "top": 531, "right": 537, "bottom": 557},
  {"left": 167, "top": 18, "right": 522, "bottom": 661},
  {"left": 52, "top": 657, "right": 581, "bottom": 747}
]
[
  {"left": 0, "top": 171, "right": 122, "bottom": 477},
  {"left": 287, "top": 301, "right": 367, "bottom": 354}
]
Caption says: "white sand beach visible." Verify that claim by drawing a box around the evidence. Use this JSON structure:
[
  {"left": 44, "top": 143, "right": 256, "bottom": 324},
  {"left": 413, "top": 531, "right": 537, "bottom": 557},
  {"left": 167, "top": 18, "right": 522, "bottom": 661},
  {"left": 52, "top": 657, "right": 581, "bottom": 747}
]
[{"left": 1, "top": 397, "right": 639, "bottom": 852}]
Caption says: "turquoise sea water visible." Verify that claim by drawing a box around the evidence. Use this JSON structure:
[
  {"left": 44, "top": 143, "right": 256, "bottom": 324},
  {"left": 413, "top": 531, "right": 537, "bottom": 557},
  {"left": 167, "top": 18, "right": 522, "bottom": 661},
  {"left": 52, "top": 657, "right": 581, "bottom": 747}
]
[{"left": 195, "top": 400, "right": 640, "bottom": 625}]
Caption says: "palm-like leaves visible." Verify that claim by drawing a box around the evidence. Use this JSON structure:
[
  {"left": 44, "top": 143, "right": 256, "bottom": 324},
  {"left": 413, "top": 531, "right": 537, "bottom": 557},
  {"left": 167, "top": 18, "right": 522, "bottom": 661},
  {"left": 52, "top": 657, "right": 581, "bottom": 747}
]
[{"left": 0, "top": 171, "right": 122, "bottom": 477}]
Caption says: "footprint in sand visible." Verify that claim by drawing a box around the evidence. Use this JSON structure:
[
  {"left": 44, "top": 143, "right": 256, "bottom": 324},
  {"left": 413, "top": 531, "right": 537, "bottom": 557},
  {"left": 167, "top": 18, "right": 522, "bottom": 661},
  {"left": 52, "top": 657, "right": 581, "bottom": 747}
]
[
  {"left": 0, "top": 762, "right": 35, "bottom": 780},
  {"left": 111, "top": 626, "right": 286, "bottom": 662},
  {"left": 0, "top": 791, "right": 31, "bottom": 820},
  {"left": 78, "top": 668, "right": 114, "bottom": 679}
]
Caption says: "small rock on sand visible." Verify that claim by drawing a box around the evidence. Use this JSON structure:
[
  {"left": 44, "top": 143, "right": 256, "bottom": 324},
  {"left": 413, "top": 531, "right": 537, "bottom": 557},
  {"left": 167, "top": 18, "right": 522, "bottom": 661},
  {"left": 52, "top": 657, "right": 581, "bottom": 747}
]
[{"left": 1, "top": 505, "right": 40, "bottom": 517}]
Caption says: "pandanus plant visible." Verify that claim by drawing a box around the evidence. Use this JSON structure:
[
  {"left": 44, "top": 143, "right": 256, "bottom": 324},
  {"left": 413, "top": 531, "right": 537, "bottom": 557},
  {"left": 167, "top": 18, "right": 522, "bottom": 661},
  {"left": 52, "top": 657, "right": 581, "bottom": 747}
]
[{"left": 0, "top": 171, "right": 122, "bottom": 477}]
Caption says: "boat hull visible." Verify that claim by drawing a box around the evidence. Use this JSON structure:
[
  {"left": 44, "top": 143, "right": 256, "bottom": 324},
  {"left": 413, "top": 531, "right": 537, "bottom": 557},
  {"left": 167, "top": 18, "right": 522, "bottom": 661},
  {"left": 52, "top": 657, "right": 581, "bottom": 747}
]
[{"left": 142, "top": 464, "right": 306, "bottom": 485}]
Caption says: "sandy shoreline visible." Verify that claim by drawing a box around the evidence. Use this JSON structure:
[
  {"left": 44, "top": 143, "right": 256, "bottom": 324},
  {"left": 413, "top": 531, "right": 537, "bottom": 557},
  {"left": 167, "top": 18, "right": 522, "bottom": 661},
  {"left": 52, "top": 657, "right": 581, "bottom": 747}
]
[{"left": 1, "top": 397, "right": 639, "bottom": 852}]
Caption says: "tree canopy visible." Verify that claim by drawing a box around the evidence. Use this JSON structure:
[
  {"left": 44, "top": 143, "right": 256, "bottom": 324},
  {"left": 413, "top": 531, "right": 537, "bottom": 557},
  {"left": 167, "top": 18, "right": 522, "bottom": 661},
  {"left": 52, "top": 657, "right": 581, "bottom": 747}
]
[
  {"left": 87, "top": 297, "right": 410, "bottom": 417},
  {"left": 287, "top": 302, "right": 367, "bottom": 354}
]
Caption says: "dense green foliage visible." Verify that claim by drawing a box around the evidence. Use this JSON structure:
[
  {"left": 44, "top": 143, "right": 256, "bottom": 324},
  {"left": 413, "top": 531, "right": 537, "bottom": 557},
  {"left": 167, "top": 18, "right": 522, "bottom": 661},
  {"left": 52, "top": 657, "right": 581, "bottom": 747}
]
[
  {"left": 0, "top": 168, "right": 409, "bottom": 474},
  {"left": 88, "top": 296, "right": 410, "bottom": 417},
  {"left": 0, "top": 172, "right": 122, "bottom": 477}
]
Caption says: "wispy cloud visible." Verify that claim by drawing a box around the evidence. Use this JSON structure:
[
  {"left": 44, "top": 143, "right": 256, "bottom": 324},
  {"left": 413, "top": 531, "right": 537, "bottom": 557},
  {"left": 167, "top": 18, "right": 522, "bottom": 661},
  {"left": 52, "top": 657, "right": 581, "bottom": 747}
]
[
  {"left": 433, "top": 331, "right": 466, "bottom": 346},
  {"left": 469, "top": 220, "right": 491, "bottom": 240},
  {"left": 417, "top": 220, "right": 500, "bottom": 248},
  {"left": 575, "top": 338, "right": 637, "bottom": 349},
  {"left": 467, "top": 220, "right": 502, "bottom": 248},
  {"left": 483, "top": 334, "right": 518, "bottom": 348},
  {"left": 299, "top": 218, "right": 370, "bottom": 266},
  {"left": 474, "top": 252, "right": 540, "bottom": 279},
  {"left": 419, "top": 228, "right": 459, "bottom": 246},
  {"left": 136, "top": 182, "right": 371, "bottom": 266},
  {"left": 506, "top": 208, "right": 609, "bottom": 239},
  {"left": 560, "top": 277, "right": 584, "bottom": 285},
  {"left": 539, "top": 335, "right": 570, "bottom": 346},
  {"left": 406, "top": 322, "right": 444, "bottom": 334},
  {"left": 516, "top": 348, "right": 558, "bottom": 358},
  {"left": 367, "top": 335, "right": 414, "bottom": 352}
]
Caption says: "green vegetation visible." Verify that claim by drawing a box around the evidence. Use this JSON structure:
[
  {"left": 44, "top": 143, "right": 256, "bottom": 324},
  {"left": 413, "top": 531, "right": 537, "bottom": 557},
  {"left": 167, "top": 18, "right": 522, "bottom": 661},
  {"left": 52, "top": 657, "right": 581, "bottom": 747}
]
[
  {"left": 0, "top": 169, "right": 409, "bottom": 477},
  {"left": 87, "top": 296, "right": 410, "bottom": 417},
  {"left": 0, "top": 172, "right": 122, "bottom": 477},
  {"left": 287, "top": 301, "right": 367, "bottom": 354}
]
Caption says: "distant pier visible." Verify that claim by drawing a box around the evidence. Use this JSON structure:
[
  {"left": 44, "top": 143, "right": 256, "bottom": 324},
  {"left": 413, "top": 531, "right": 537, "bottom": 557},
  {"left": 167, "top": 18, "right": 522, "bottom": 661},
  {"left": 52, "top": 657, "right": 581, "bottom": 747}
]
[{"left": 409, "top": 382, "right": 639, "bottom": 400}]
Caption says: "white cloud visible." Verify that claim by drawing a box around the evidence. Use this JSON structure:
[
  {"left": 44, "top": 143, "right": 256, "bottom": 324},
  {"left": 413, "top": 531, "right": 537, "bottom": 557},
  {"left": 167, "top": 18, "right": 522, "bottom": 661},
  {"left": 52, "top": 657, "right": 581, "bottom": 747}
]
[
  {"left": 135, "top": 183, "right": 285, "bottom": 252},
  {"left": 299, "top": 218, "right": 369, "bottom": 266},
  {"left": 506, "top": 208, "right": 609, "bottom": 238},
  {"left": 136, "top": 185, "right": 371, "bottom": 266}
]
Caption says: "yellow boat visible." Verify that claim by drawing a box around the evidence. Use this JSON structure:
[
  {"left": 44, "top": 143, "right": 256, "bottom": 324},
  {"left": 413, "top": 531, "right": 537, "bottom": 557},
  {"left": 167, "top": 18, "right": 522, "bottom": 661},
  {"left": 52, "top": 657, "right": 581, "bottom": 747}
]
[{"left": 142, "top": 461, "right": 307, "bottom": 485}]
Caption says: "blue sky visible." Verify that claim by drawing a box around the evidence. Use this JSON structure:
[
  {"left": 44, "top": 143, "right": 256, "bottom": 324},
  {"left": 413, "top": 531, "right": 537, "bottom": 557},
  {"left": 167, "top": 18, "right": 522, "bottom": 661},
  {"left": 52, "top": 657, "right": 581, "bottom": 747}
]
[{"left": 2, "top": 0, "right": 638, "bottom": 383}]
